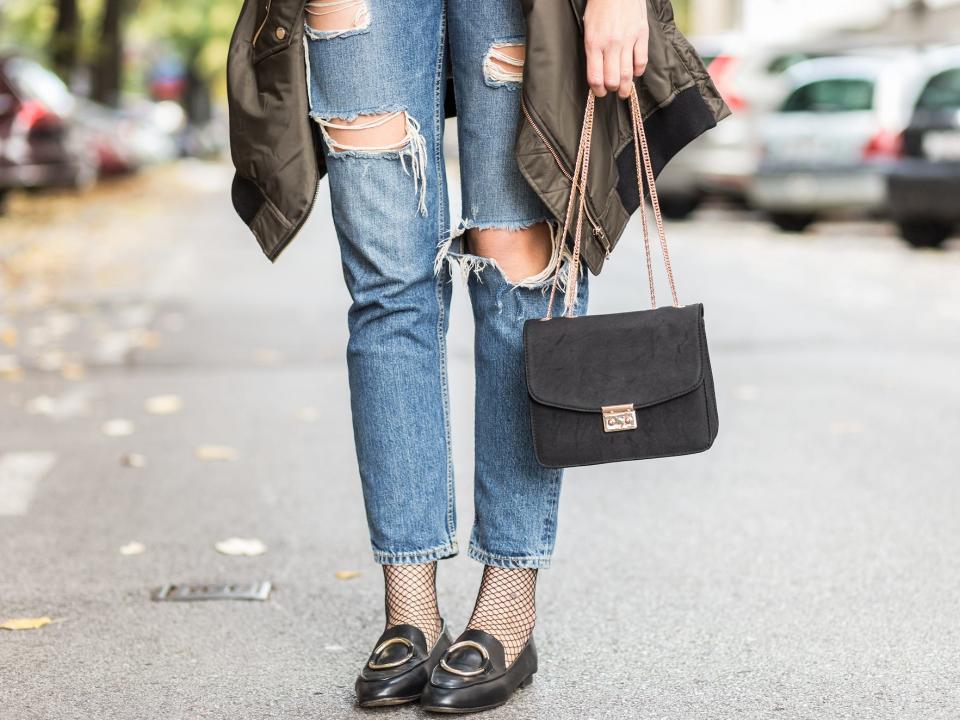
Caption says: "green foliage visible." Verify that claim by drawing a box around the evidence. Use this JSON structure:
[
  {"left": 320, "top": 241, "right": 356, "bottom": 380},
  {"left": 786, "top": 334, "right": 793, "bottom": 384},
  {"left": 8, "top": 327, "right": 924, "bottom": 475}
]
[
  {"left": 129, "top": 0, "right": 238, "bottom": 78},
  {"left": 0, "top": 0, "right": 238, "bottom": 91}
]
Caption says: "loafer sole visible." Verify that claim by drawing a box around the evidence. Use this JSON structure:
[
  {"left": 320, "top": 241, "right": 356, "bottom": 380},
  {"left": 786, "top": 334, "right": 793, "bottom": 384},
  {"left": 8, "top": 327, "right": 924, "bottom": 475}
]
[
  {"left": 358, "top": 694, "right": 422, "bottom": 708},
  {"left": 420, "top": 673, "right": 534, "bottom": 714}
]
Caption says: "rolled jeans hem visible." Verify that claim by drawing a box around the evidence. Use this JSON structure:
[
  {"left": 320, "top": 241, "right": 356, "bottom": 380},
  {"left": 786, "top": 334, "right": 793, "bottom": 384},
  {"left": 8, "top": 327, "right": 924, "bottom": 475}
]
[
  {"left": 372, "top": 541, "right": 459, "bottom": 565},
  {"left": 467, "top": 543, "right": 553, "bottom": 569}
]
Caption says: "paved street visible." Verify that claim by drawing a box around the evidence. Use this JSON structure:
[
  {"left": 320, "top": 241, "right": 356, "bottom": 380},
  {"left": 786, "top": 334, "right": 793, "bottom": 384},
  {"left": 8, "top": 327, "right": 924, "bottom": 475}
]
[{"left": 1, "top": 151, "right": 959, "bottom": 720}]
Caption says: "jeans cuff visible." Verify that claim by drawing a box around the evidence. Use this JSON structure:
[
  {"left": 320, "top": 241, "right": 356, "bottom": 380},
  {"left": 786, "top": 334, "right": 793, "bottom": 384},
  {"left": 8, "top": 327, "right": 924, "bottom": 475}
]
[
  {"left": 467, "top": 543, "right": 553, "bottom": 569},
  {"left": 372, "top": 540, "right": 459, "bottom": 565}
]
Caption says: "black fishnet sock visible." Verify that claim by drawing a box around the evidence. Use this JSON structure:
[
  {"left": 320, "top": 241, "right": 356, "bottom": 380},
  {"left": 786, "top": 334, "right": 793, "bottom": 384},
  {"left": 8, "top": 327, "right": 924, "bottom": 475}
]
[
  {"left": 383, "top": 562, "right": 442, "bottom": 648},
  {"left": 466, "top": 566, "right": 537, "bottom": 667}
]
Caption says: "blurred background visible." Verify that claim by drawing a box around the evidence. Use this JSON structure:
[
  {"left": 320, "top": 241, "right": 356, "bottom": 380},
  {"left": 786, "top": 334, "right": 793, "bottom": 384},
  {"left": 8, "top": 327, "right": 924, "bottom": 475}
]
[
  {"left": 2, "top": 0, "right": 960, "bottom": 242},
  {"left": 2, "top": 2, "right": 959, "bottom": 719}
]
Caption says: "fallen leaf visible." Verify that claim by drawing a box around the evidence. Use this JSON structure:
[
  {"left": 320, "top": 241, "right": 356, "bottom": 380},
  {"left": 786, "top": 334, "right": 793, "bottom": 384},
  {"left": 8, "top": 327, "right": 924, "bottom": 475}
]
[
  {"left": 61, "top": 362, "right": 86, "bottom": 381},
  {"left": 24, "top": 389, "right": 89, "bottom": 419},
  {"left": 0, "top": 328, "right": 18, "bottom": 348},
  {"left": 215, "top": 537, "right": 267, "bottom": 557},
  {"left": 195, "top": 445, "right": 237, "bottom": 462},
  {"left": 119, "top": 541, "right": 146, "bottom": 556},
  {"left": 120, "top": 453, "right": 147, "bottom": 468},
  {"left": 1, "top": 367, "right": 24, "bottom": 382},
  {"left": 102, "top": 419, "right": 135, "bottom": 437},
  {"left": 145, "top": 395, "right": 182, "bottom": 415},
  {"left": 335, "top": 570, "right": 361, "bottom": 581},
  {"left": 0, "top": 355, "right": 21, "bottom": 380},
  {"left": 1, "top": 617, "right": 51, "bottom": 631},
  {"left": 26, "top": 395, "right": 55, "bottom": 415}
]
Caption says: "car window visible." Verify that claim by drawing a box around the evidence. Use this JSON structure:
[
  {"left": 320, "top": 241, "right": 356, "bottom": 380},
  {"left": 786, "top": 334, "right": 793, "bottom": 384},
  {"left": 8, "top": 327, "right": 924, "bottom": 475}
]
[
  {"left": 915, "top": 68, "right": 960, "bottom": 111},
  {"left": 767, "top": 53, "right": 818, "bottom": 75},
  {"left": 5, "top": 57, "right": 75, "bottom": 115},
  {"left": 782, "top": 78, "right": 875, "bottom": 113}
]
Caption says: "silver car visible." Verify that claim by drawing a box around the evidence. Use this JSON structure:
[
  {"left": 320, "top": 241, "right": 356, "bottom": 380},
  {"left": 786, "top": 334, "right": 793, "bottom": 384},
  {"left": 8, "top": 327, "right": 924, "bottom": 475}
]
[
  {"left": 656, "top": 35, "right": 826, "bottom": 219},
  {"left": 748, "top": 54, "right": 926, "bottom": 232}
]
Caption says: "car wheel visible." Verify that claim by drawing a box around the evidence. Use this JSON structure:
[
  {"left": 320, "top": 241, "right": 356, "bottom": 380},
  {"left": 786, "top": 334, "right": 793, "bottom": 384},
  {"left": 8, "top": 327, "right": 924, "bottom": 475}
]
[
  {"left": 659, "top": 194, "right": 702, "bottom": 220},
  {"left": 0, "top": 189, "right": 8, "bottom": 216},
  {"left": 898, "top": 220, "right": 951, "bottom": 249},
  {"left": 769, "top": 212, "right": 816, "bottom": 233}
]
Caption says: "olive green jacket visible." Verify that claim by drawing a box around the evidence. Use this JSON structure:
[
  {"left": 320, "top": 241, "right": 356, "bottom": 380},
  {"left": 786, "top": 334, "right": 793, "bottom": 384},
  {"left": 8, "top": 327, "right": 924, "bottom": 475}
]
[{"left": 227, "top": 0, "right": 729, "bottom": 275}]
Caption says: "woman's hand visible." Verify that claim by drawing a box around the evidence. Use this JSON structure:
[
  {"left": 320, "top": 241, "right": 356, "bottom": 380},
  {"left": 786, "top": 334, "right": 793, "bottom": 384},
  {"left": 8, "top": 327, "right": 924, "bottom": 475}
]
[{"left": 583, "top": 0, "right": 649, "bottom": 99}]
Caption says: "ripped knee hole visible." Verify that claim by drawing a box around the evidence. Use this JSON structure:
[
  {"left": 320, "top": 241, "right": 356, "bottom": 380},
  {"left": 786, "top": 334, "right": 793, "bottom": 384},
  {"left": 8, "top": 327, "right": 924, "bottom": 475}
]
[
  {"left": 317, "top": 111, "right": 410, "bottom": 153},
  {"left": 484, "top": 43, "right": 525, "bottom": 84},
  {"left": 305, "top": 0, "right": 370, "bottom": 33},
  {"left": 314, "top": 110, "right": 429, "bottom": 215},
  {"left": 437, "top": 223, "right": 566, "bottom": 288}
]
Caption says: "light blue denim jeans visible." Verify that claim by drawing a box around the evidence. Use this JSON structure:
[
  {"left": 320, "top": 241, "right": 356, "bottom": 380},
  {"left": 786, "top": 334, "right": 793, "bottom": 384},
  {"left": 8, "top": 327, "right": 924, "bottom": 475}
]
[{"left": 304, "top": 0, "right": 589, "bottom": 569}]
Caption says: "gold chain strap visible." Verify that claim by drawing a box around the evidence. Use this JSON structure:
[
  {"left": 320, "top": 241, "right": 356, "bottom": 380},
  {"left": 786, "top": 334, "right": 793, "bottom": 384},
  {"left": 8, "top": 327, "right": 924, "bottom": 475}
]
[{"left": 544, "top": 86, "right": 680, "bottom": 320}]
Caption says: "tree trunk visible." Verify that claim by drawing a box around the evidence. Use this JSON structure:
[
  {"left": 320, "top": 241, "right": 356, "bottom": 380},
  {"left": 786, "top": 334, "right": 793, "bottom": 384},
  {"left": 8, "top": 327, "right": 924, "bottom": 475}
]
[
  {"left": 91, "top": 0, "right": 126, "bottom": 107},
  {"left": 51, "top": 0, "right": 80, "bottom": 82}
]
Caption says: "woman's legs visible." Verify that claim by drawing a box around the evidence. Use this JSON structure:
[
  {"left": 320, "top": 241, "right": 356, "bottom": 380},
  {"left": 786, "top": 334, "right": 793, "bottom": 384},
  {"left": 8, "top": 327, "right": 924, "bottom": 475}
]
[
  {"left": 441, "top": 0, "right": 590, "bottom": 666},
  {"left": 304, "top": 0, "right": 453, "bottom": 644}
]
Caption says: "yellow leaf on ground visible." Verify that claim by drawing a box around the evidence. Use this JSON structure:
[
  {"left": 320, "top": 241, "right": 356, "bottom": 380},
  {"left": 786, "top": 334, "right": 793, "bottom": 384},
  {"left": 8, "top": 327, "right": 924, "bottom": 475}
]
[
  {"left": 120, "top": 453, "right": 147, "bottom": 468},
  {"left": 195, "top": 445, "right": 237, "bottom": 462},
  {"left": 61, "top": 362, "right": 86, "bottom": 381},
  {"left": 1, "top": 328, "right": 18, "bottom": 348},
  {"left": 102, "top": 419, "right": 135, "bottom": 437},
  {"left": 119, "top": 541, "right": 146, "bottom": 556},
  {"left": 1, "top": 617, "right": 52, "bottom": 631},
  {"left": 215, "top": 537, "right": 267, "bottom": 557},
  {"left": 335, "top": 570, "right": 361, "bottom": 581},
  {"left": 1, "top": 367, "right": 24, "bottom": 382},
  {"left": 145, "top": 395, "right": 183, "bottom": 415},
  {"left": 0, "top": 355, "right": 22, "bottom": 381}
]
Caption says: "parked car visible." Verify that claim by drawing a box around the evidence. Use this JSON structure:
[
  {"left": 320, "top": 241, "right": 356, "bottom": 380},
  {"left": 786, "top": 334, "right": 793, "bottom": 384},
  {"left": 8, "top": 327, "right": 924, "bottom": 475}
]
[
  {"left": 748, "top": 54, "right": 925, "bottom": 232},
  {"left": 657, "top": 35, "right": 839, "bottom": 219},
  {"left": 887, "top": 47, "right": 960, "bottom": 247},
  {"left": 73, "top": 98, "right": 141, "bottom": 176},
  {"left": 0, "top": 54, "right": 95, "bottom": 208}
]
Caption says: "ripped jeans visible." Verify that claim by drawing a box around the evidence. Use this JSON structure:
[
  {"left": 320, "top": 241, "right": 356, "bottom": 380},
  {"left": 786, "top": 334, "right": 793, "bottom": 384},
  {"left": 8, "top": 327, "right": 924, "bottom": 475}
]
[{"left": 304, "top": 0, "right": 589, "bottom": 568}]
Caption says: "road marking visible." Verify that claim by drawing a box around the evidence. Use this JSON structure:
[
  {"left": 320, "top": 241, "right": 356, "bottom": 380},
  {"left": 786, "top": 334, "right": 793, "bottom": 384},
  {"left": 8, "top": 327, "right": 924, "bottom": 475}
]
[{"left": 0, "top": 453, "right": 57, "bottom": 516}]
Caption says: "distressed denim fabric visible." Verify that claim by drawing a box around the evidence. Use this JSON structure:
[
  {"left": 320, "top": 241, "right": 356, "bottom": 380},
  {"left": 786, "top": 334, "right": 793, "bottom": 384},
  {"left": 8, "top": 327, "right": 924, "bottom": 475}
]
[{"left": 304, "top": 0, "right": 589, "bottom": 568}]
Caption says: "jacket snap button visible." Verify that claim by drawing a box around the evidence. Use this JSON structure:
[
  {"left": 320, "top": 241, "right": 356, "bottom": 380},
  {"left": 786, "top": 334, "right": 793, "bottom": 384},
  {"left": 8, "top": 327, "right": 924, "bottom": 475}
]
[{"left": 275, "top": 26, "right": 287, "bottom": 40}]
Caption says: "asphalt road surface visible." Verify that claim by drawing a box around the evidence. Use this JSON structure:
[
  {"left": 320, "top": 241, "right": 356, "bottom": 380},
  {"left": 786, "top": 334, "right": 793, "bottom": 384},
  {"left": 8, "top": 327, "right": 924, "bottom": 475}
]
[{"left": 1, "top": 155, "right": 958, "bottom": 720}]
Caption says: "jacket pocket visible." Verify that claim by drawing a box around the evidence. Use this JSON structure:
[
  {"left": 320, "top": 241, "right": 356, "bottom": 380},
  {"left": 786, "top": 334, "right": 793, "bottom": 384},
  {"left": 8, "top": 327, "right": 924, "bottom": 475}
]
[{"left": 252, "top": 0, "right": 302, "bottom": 64}]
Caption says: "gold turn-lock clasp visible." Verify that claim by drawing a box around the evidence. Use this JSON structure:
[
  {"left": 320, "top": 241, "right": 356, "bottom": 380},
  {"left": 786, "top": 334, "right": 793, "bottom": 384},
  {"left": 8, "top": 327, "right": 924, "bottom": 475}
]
[{"left": 601, "top": 404, "right": 637, "bottom": 433}]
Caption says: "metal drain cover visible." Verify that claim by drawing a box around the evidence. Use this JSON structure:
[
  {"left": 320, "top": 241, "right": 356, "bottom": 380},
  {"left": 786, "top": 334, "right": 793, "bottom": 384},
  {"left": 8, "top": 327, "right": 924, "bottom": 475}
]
[{"left": 152, "top": 581, "right": 272, "bottom": 602}]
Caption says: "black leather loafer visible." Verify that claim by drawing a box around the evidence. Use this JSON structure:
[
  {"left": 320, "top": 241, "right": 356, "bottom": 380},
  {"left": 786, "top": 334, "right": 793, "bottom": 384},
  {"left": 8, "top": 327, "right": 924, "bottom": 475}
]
[
  {"left": 354, "top": 620, "right": 452, "bottom": 708},
  {"left": 420, "top": 629, "right": 537, "bottom": 714}
]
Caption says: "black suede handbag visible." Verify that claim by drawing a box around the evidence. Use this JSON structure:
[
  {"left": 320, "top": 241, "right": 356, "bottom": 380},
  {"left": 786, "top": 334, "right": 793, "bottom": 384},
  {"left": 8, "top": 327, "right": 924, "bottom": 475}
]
[{"left": 522, "top": 87, "right": 719, "bottom": 469}]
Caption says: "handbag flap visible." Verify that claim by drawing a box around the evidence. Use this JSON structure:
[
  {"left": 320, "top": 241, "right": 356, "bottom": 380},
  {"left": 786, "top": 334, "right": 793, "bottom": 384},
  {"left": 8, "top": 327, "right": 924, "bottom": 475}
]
[{"left": 523, "top": 303, "right": 705, "bottom": 413}]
